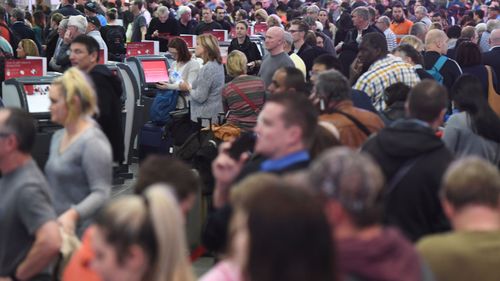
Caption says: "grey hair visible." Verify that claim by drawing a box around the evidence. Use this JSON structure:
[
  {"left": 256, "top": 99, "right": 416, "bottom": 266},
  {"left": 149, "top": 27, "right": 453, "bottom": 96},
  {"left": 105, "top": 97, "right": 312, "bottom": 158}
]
[
  {"left": 352, "top": 7, "right": 370, "bottom": 21},
  {"left": 415, "top": 6, "right": 427, "bottom": 15},
  {"left": 410, "top": 22, "right": 427, "bottom": 37},
  {"left": 176, "top": 5, "right": 191, "bottom": 19},
  {"left": 486, "top": 19, "right": 500, "bottom": 33},
  {"left": 157, "top": 6, "right": 169, "bottom": 16},
  {"left": 378, "top": 15, "right": 390, "bottom": 27},
  {"left": 315, "top": 69, "right": 351, "bottom": 102}
]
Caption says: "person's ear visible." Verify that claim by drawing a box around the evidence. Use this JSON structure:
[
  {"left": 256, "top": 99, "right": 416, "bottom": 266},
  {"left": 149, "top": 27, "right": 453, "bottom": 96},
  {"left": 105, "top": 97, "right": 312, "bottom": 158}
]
[
  {"left": 286, "top": 124, "right": 302, "bottom": 145},
  {"left": 442, "top": 198, "right": 455, "bottom": 220},
  {"left": 125, "top": 244, "right": 148, "bottom": 271},
  {"left": 90, "top": 51, "right": 98, "bottom": 63}
]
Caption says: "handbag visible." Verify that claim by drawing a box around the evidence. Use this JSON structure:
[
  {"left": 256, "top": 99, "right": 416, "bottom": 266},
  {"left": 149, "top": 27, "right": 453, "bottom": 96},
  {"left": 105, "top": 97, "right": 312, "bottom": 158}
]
[
  {"left": 149, "top": 89, "right": 179, "bottom": 125},
  {"left": 486, "top": 65, "right": 500, "bottom": 116}
]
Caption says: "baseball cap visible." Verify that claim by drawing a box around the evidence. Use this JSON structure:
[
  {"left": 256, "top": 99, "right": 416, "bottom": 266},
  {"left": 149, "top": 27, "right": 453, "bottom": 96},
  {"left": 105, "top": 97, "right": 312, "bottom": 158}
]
[
  {"left": 84, "top": 1, "right": 98, "bottom": 13},
  {"left": 86, "top": 16, "right": 101, "bottom": 28}
]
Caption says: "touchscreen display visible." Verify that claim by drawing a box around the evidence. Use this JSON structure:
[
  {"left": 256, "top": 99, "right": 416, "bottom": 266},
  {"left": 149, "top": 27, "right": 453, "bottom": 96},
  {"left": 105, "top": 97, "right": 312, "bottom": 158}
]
[
  {"left": 24, "top": 84, "right": 51, "bottom": 113},
  {"left": 140, "top": 60, "right": 169, "bottom": 83}
]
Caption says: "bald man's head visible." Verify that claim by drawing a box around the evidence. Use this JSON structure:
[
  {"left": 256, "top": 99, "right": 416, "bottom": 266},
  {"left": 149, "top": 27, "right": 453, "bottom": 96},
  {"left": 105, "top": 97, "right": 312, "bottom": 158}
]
[
  {"left": 490, "top": 29, "right": 500, "bottom": 47},
  {"left": 425, "top": 29, "right": 448, "bottom": 54},
  {"left": 265, "top": 26, "right": 285, "bottom": 54}
]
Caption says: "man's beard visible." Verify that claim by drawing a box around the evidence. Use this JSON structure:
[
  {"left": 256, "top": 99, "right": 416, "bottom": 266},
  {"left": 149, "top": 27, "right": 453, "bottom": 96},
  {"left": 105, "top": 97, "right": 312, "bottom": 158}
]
[{"left": 393, "top": 16, "right": 405, "bottom": 23}]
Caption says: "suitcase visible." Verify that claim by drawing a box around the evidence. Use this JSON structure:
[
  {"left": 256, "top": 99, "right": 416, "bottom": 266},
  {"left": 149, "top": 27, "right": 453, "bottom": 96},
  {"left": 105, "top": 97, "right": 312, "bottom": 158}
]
[{"left": 138, "top": 121, "right": 173, "bottom": 162}]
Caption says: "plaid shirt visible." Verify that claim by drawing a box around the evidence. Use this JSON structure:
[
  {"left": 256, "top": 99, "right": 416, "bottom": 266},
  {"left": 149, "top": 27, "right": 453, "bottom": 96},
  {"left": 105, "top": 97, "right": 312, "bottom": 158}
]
[{"left": 353, "top": 55, "right": 420, "bottom": 111}]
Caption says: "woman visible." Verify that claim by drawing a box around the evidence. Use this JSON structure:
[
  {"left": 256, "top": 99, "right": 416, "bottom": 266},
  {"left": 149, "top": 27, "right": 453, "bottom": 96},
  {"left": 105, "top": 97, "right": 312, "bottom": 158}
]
[
  {"left": 91, "top": 185, "right": 195, "bottom": 281},
  {"left": 222, "top": 50, "right": 265, "bottom": 131},
  {"left": 266, "top": 14, "right": 282, "bottom": 28},
  {"left": 32, "top": 10, "right": 46, "bottom": 47},
  {"left": 45, "top": 67, "right": 112, "bottom": 236},
  {"left": 231, "top": 175, "right": 337, "bottom": 281},
  {"left": 456, "top": 41, "right": 498, "bottom": 99},
  {"left": 190, "top": 34, "right": 225, "bottom": 125},
  {"left": 17, "top": 39, "right": 39, "bottom": 58},
  {"left": 254, "top": 8, "right": 268, "bottom": 24},
  {"left": 156, "top": 37, "right": 200, "bottom": 96},
  {"left": 228, "top": 21, "right": 262, "bottom": 75},
  {"left": 146, "top": 6, "right": 179, "bottom": 52},
  {"left": 100, "top": 8, "right": 126, "bottom": 62},
  {"left": 443, "top": 75, "right": 500, "bottom": 165},
  {"left": 319, "top": 8, "right": 335, "bottom": 39}
]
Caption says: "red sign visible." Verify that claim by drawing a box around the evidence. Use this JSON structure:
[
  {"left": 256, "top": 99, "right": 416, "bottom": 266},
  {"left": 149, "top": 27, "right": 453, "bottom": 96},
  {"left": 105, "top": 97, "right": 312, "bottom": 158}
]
[
  {"left": 178, "top": 35, "right": 196, "bottom": 48},
  {"left": 253, "top": 23, "right": 268, "bottom": 35},
  {"left": 208, "top": 29, "right": 228, "bottom": 42},
  {"left": 126, "top": 41, "right": 156, "bottom": 57},
  {"left": 5, "top": 59, "right": 44, "bottom": 80}
]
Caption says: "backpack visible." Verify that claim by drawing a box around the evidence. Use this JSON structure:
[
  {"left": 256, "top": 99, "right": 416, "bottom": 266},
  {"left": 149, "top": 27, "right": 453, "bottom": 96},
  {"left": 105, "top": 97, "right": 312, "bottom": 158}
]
[
  {"left": 149, "top": 89, "right": 179, "bottom": 125},
  {"left": 104, "top": 25, "right": 126, "bottom": 60},
  {"left": 426, "top": 56, "right": 447, "bottom": 84},
  {"left": 0, "top": 22, "right": 20, "bottom": 55}
]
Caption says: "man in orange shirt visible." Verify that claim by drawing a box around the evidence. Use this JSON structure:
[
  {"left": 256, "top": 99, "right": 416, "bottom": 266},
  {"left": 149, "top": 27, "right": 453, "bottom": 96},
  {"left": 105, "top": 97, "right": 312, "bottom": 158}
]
[{"left": 390, "top": 3, "right": 413, "bottom": 43}]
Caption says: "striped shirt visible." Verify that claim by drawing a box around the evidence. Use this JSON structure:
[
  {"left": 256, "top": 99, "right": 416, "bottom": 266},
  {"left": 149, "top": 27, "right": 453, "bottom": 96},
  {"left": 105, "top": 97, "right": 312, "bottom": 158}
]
[
  {"left": 384, "top": 28, "right": 397, "bottom": 52},
  {"left": 222, "top": 75, "right": 266, "bottom": 131},
  {"left": 353, "top": 55, "right": 420, "bottom": 111}
]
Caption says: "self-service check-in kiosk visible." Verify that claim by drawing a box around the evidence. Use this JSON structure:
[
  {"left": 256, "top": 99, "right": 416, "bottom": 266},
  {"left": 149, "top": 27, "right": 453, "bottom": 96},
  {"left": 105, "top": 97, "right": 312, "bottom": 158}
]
[
  {"left": 103, "top": 62, "right": 141, "bottom": 171},
  {"left": 2, "top": 75, "right": 62, "bottom": 168}
]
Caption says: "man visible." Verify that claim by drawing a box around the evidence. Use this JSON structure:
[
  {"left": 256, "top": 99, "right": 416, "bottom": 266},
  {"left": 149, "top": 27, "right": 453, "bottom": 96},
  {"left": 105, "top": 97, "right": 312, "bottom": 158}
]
[
  {"left": 194, "top": 8, "right": 222, "bottom": 35},
  {"left": 393, "top": 44, "right": 434, "bottom": 80},
  {"left": 417, "top": 157, "right": 500, "bottom": 281},
  {"left": 10, "top": 8, "right": 42, "bottom": 54},
  {"left": 86, "top": 16, "right": 108, "bottom": 59},
  {"left": 414, "top": 6, "right": 431, "bottom": 27},
  {"left": 353, "top": 32, "right": 420, "bottom": 110},
  {"left": 375, "top": 15, "right": 397, "bottom": 51},
  {"left": 479, "top": 19, "right": 500, "bottom": 52},
  {"left": 84, "top": 1, "right": 106, "bottom": 27},
  {"left": 306, "top": 5, "right": 320, "bottom": 21},
  {"left": 488, "top": 5, "right": 500, "bottom": 20},
  {"left": 315, "top": 69, "right": 384, "bottom": 148},
  {"left": 49, "top": 18, "right": 68, "bottom": 72},
  {"left": 204, "top": 94, "right": 318, "bottom": 253},
  {"left": 53, "top": 0, "right": 83, "bottom": 16},
  {"left": 267, "top": 66, "right": 306, "bottom": 95},
  {"left": 390, "top": 3, "right": 413, "bottom": 43},
  {"left": 338, "top": 7, "right": 379, "bottom": 77},
  {"left": 214, "top": 7, "right": 231, "bottom": 32},
  {"left": 473, "top": 9, "right": 485, "bottom": 24},
  {"left": 423, "top": 29, "right": 462, "bottom": 93},
  {"left": 283, "top": 31, "right": 306, "bottom": 77},
  {"left": 130, "top": 0, "right": 147, "bottom": 42},
  {"left": 176, "top": 6, "right": 196, "bottom": 35},
  {"left": 483, "top": 29, "right": 500, "bottom": 80},
  {"left": 258, "top": 26, "right": 294, "bottom": 87},
  {"left": 409, "top": 22, "right": 427, "bottom": 43},
  {"left": 0, "top": 108, "right": 61, "bottom": 281},
  {"left": 311, "top": 54, "right": 377, "bottom": 113},
  {"left": 327, "top": 0, "right": 341, "bottom": 24},
  {"left": 309, "top": 148, "right": 428, "bottom": 281},
  {"left": 362, "top": 80, "right": 453, "bottom": 241},
  {"left": 289, "top": 19, "right": 327, "bottom": 79},
  {"left": 56, "top": 15, "right": 87, "bottom": 72},
  {"left": 461, "top": 26, "right": 479, "bottom": 44},
  {"left": 69, "top": 35, "right": 124, "bottom": 165}
]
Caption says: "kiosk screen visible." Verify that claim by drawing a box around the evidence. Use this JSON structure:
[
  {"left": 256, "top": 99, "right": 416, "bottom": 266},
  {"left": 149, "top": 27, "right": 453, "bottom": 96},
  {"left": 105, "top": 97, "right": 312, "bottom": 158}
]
[
  {"left": 140, "top": 60, "right": 169, "bottom": 83},
  {"left": 24, "top": 84, "right": 51, "bottom": 113}
]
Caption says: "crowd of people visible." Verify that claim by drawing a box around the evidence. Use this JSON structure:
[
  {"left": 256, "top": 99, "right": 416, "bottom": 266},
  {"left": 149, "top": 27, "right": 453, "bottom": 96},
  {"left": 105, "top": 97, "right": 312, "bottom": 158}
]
[{"left": 1, "top": 0, "right": 500, "bottom": 280}]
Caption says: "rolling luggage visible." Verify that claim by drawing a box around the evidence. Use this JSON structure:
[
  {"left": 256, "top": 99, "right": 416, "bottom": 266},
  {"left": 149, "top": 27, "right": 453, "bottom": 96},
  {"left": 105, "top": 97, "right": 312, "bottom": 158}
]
[{"left": 138, "top": 121, "right": 172, "bottom": 162}]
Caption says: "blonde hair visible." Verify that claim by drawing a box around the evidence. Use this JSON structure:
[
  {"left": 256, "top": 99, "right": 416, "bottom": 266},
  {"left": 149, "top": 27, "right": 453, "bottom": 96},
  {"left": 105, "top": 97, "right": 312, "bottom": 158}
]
[
  {"left": 51, "top": 67, "right": 97, "bottom": 123},
  {"left": 400, "top": 35, "right": 425, "bottom": 52},
  {"left": 255, "top": 8, "right": 268, "bottom": 22},
  {"left": 197, "top": 34, "right": 222, "bottom": 64},
  {"left": 266, "top": 14, "right": 281, "bottom": 27},
  {"left": 19, "top": 39, "right": 39, "bottom": 57},
  {"left": 226, "top": 50, "right": 248, "bottom": 77},
  {"left": 95, "top": 184, "right": 195, "bottom": 281}
]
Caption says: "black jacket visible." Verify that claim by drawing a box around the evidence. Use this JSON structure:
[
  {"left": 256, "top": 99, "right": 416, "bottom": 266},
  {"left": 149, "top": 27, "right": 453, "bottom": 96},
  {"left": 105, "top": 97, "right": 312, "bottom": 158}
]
[
  {"left": 338, "top": 25, "right": 381, "bottom": 77},
  {"left": 146, "top": 17, "right": 179, "bottom": 52},
  {"left": 54, "top": 4, "right": 83, "bottom": 17},
  {"left": 362, "top": 119, "right": 453, "bottom": 242},
  {"left": 228, "top": 36, "right": 262, "bottom": 74},
  {"left": 483, "top": 46, "right": 500, "bottom": 85},
  {"left": 89, "top": 65, "right": 125, "bottom": 163},
  {"left": 423, "top": 51, "right": 462, "bottom": 92},
  {"left": 296, "top": 43, "right": 328, "bottom": 80},
  {"left": 11, "top": 21, "right": 42, "bottom": 54}
]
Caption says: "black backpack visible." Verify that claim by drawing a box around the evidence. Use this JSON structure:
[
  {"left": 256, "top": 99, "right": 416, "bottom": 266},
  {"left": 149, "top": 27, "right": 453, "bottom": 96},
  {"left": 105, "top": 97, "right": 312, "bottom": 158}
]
[{"left": 103, "top": 25, "right": 126, "bottom": 61}]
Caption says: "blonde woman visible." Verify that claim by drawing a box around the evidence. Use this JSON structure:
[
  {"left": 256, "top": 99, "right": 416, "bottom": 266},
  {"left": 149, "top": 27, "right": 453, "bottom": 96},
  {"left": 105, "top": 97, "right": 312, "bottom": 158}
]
[
  {"left": 254, "top": 8, "right": 268, "bottom": 24},
  {"left": 191, "top": 34, "right": 225, "bottom": 125},
  {"left": 222, "top": 50, "right": 265, "bottom": 131},
  {"left": 91, "top": 185, "right": 195, "bottom": 281},
  {"left": 45, "top": 67, "right": 112, "bottom": 236},
  {"left": 399, "top": 35, "right": 425, "bottom": 52},
  {"left": 16, "top": 38, "right": 39, "bottom": 58}
]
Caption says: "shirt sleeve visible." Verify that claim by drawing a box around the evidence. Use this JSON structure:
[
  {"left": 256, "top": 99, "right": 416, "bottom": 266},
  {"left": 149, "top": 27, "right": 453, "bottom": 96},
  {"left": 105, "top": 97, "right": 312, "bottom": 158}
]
[
  {"left": 17, "top": 184, "right": 57, "bottom": 235},
  {"left": 73, "top": 133, "right": 112, "bottom": 220}
]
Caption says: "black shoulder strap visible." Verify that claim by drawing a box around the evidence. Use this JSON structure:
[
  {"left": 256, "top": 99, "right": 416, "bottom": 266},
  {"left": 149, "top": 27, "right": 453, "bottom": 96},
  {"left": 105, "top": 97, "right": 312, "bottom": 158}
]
[
  {"left": 385, "top": 152, "right": 429, "bottom": 197},
  {"left": 330, "top": 108, "right": 372, "bottom": 136}
]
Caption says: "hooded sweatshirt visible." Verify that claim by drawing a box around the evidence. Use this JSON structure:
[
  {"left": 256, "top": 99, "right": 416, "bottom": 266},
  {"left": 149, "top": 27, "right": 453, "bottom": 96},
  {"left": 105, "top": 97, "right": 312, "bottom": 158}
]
[
  {"left": 338, "top": 228, "right": 421, "bottom": 281},
  {"left": 362, "top": 119, "right": 453, "bottom": 241}
]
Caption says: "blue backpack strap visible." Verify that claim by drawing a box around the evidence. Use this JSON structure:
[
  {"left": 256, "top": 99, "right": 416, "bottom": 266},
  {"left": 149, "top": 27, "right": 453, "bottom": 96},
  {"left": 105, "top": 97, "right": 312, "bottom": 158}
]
[{"left": 434, "top": 55, "right": 447, "bottom": 71}]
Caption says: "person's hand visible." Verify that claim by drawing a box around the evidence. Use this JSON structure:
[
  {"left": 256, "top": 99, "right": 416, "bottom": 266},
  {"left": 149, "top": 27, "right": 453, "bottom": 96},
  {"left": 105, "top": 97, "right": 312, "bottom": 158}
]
[
  {"left": 58, "top": 209, "right": 78, "bottom": 234},
  {"left": 0, "top": 277, "right": 13, "bottom": 281},
  {"left": 247, "top": 61, "right": 256, "bottom": 69},
  {"left": 152, "top": 30, "right": 159, "bottom": 37},
  {"left": 63, "top": 29, "right": 72, "bottom": 44},
  {"left": 212, "top": 142, "right": 249, "bottom": 189},
  {"left": 179, "top": 81, "right": 191, "bottom": 91},
  {"left": 156, "top": 81, "right": 169, "bottom": 89}
]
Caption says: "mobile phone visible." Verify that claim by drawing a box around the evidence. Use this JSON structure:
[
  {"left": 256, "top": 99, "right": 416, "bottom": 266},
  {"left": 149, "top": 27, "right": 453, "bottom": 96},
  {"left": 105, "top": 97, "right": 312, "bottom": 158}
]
[{"left": 227, "top": 132, "right": 257, "bottom": 160}]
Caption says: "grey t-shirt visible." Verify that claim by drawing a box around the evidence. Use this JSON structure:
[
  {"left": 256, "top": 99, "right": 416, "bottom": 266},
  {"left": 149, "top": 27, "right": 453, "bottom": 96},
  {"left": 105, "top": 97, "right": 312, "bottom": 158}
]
[
  {"left": 258, "top": 52, "right": 294, "bottom": 87},
  {"left": 45, "top": 125, "right": 112, "bottom": 236},
  {"left": 0, "top": 159, "right": 56, "bottom": 280},
  {"left": 131, "top": 13, "right": 147, "bottom": 42}
]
